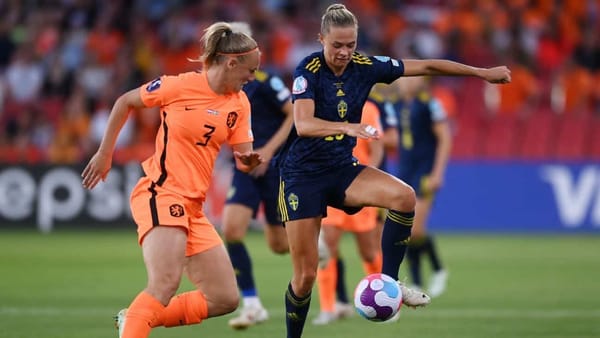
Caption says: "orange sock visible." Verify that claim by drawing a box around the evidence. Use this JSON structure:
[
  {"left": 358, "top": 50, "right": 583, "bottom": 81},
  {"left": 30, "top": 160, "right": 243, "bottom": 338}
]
[
  {"left": 362, "top": 251, "right": 383, "bottom": 275},
  {"left": 316, "top": 257, "right": 337, "bottom": 312},
  {"left": 154, "top": 290, "right": 208, "bottom": 328},
  {"left": 122, "top": 291, "right": 165, "bottom": 338}
]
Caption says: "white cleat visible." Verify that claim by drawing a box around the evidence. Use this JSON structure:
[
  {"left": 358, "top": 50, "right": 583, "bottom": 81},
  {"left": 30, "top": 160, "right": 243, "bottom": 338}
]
[
  {"left": 114, "top": 308, "right": 127, "bottom": 338},
  {"left": 228, "top": 306, "right": 269, "bottom": 330},
  {"left": 428, "top": 269, "right": 448, "bottom": 298},
  {"left": 312, "top": 311, "right": 338, "bottom": 325},
  {"left": 334, "top": 301, "right": 354, "bottom": 319},
  {"left": 398, "top": 281, "right": 431, "bottom": 308}
]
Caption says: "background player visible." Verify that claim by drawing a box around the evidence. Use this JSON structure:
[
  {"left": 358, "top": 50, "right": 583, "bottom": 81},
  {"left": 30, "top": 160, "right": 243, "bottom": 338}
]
[
  {"left": 392, "top": 76, "right": 451, "bottom": 297},
  {"left": 81, "top": 22, "right": 263, "bottom": 338},
  {"left": 223, "top": 21, "right": 294, "bottom": 332}
]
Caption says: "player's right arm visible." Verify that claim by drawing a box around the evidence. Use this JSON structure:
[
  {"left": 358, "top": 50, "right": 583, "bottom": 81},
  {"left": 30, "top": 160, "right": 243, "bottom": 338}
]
[
  {"left": 82, "top": 88, "right": 145, "bottom": 189},
  {"left": 294, "top": 98, "right": 379, "bottom": 140}
]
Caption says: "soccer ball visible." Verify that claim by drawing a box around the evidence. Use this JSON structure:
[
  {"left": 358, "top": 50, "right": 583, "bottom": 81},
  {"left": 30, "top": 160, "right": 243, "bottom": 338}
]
[{"left": 354, "top": 273, "right": 402, "bottom": 322}]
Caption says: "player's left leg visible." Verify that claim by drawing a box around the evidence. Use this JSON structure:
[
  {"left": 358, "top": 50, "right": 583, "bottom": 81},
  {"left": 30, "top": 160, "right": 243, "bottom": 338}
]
[
  {"left": 344, "top": 166, "right": 430, "bottom": 308},
  {"left": 151, "top": 221, "right": 239, "bottom": 329}
]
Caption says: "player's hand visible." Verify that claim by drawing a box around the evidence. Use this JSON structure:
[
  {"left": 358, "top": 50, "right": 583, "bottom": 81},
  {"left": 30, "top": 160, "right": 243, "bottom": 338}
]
[
  {"left": 483, "top": 66, "right": 511, "bottom": 84},
  {"left": 234, "top": 151, "right": 264, "bottom": 173},
  {"left": 423, "top": 174, "right": 443, "bottom": 192},
  {"left": 346, "top": 123, "right": 380, "bottom": 140},
  {"left": 81, "top": 151, "right": 112, "bottom": 189},
  {"left": 249, "top": 147, "right": 273, "bottom": 177}
]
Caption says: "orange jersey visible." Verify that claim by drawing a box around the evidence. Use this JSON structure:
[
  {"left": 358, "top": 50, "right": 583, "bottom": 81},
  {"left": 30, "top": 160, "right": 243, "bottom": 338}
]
[
  {"left": 139, "top": 71, "right": 253, "bottom": 200},
  {"left": 353, "top": 100, "right": 382, "bottom": 164}
]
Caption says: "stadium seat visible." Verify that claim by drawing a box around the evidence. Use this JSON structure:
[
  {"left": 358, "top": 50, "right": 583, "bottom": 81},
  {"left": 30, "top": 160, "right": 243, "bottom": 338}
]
[
  {"left": 481, "top": 114, "right": 521, "bottom": 159},
  {"left": 519, "top": 109, "right": 557, "bottom": 160},
  {"left": 553, "top": 112, "right": 592, "bottom": 160},
  {"left": 451, "top": 113, "right": 486, "bottom": 160},
  {"left": 586, "top": 114, "right": 600, "bottom": 160}
]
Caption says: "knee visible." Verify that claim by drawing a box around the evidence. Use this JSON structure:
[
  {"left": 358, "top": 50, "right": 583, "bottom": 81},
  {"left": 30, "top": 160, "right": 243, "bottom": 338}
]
[
  {"left": 147, "top": 273, "right": 181, "bottom": 304},
  {"left": 211, "top": 288, "right": 240, "bottom": 316},
  {"left": 268, "top": 240, "right": 289, "bottom": 255},
  {"left": 222, "top": 224, "right": 245, "bottom": 242},
  {"left": 294, "top": 270, "right": 317, "bottom": 295},
  {"left": 359, "top": 248, "right": 377, "bottom": 262},
  {"left": 221, "top": 292, "right": 240, "bottom": 315},
  {"left": 391, "top": 185, "right": 416, "bottom": 212}
]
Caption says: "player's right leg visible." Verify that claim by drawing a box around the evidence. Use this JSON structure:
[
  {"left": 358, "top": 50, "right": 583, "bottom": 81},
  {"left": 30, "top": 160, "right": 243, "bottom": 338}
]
[
  {"left": 116, "top": 226, "right": 187, "bottom": 338},
  {"left": 116, "top": 180, "right": 190, "bottom": 338}
]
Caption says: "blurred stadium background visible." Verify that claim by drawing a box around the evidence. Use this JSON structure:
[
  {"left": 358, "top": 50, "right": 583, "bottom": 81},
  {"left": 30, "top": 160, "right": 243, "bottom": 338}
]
[{"left": 1, "top": 0, "right": 599, "bottom": 232}]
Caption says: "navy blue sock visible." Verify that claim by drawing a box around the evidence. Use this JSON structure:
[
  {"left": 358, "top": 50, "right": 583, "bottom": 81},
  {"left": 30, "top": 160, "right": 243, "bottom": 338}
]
[
  {"left": 336, "top": 257, "right": 349, "bottom": 304},
  {"left": 424, "top": 235, "right": 443, "bottom": 271},
  {"left": 407, "top": 241, "right": 424, "bottom": 287},
  {"left": 226, "top": 241, "right": 257, "bottom": 297},
  {"left": 381, "top": 210, "right": 414, "bottom": 280},
  {"left": 285, "top": 282, "right": 311, "bottom": 338}
]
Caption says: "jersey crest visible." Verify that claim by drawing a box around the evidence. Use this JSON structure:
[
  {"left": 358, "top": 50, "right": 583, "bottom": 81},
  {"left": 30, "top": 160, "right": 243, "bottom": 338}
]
[{"left": 227, "top": 111, "right": 238, "bottom": 128}]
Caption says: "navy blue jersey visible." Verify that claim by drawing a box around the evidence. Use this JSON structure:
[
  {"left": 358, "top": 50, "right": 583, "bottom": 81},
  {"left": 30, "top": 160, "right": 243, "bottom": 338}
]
[
  {"left": 395, "top": 91, "right": 447, "bottom": 165},
  {"left": 243, "top": 70, "right": 291, "bottom": 148},
  {"left": 279, "top": 51, "right": 404, "bottom": 179}
]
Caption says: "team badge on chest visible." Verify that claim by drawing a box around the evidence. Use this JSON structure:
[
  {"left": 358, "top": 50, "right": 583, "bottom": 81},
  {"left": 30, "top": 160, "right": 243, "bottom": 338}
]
[
  {"left": 337, "top": 100, "right": 348, "bottom": 119},
  {"left": 227, "top": 112, "right": 238, "bottom": 128}
]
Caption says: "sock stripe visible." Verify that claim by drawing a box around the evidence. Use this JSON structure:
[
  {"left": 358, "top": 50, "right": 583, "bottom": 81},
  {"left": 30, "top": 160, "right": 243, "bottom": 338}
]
[
  {"left": 387, "top": 212, "right": 413, "bottom": 226},
  {"left": 286, "top": 285, "right": 311, "bottom": 306}
]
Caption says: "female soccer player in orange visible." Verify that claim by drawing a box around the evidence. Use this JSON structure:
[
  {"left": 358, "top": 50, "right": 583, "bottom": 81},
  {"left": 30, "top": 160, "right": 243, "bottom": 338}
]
[{"left": 81, "top": 22, "right": 263, "bottom": 338}]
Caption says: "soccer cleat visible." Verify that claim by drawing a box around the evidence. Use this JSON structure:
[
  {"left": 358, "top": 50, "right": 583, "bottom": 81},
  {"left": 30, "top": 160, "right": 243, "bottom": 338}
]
[
  {"left": 114, "top": 308, "right": 127, "bottom": 338},
  {"left": 312, "top": 311, "right": 338, "bottom": 325},
  {"left": 428, "top": 269, "right": 448, "bottom": 298},
  {"left": 334, "top": 301, "right": 354, "bottom": 319},
  {"left": 397, "top": 281, "right": 431, "bottom": 308},
  {"left": 228, "top": 306, "right": 269, "bottom": 330}
]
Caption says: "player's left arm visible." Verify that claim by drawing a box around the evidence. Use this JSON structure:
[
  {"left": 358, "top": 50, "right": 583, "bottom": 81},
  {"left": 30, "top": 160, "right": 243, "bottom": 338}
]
[{"left": 402, "top": 59, "right": 511, "bottom": 84}]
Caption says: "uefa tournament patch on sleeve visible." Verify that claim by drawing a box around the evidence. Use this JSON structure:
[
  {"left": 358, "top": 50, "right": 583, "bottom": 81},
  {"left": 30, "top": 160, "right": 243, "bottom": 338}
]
[
  {"left": 374, "top": 56, "right": 390, "bottom": 63},
  {"left": 146, "top": 78, "right": 162, "bottom": 92},
  {"left": 292, "top": 75, "right": 307, "bottom": 95}
]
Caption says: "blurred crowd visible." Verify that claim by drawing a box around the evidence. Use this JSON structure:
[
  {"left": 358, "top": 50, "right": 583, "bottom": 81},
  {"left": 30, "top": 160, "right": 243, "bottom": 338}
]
[{"left": 1, "top": 0, "right": 599, "bottom": 164}]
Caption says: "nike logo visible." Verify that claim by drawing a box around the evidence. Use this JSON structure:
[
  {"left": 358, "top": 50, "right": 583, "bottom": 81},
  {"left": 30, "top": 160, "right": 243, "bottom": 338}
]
[{"left": 184, "top": 106, "right": 195, "bottom": 111}]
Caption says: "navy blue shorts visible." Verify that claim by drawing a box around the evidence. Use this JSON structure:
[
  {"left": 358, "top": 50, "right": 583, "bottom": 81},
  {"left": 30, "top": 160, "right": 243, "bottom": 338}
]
[
  {"left": 226, "top": 165, "right": 281, "bottom": 225},
  {"left": 278, "top": 163, "right": 367, "bottom": 222}
]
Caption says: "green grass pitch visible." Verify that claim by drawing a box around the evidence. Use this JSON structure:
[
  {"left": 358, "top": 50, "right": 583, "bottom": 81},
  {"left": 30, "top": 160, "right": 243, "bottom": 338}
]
[{"left": 1, "top": 229, "right": 599, "bottom": 338}]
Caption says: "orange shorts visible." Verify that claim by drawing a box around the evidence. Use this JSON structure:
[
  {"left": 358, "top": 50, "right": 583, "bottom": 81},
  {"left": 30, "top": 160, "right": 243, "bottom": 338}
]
[
  {"left": 130, "top": 176, "right": 222, "bottom": 257},
  {"left": 322, "top": 206, "right": 377, "bottom": 232}
]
